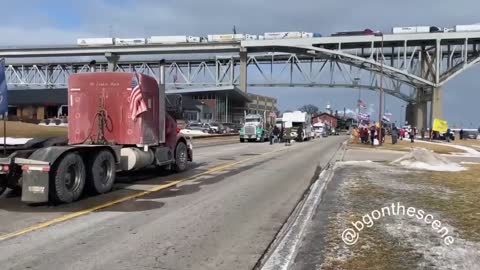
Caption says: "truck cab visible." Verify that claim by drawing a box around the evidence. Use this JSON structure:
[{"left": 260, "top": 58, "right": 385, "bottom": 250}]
[
  {"left": 2, "top": 72, "right": 193, "bottom": 204},
  {"left": 239, "top": 114, "right": 267, "bottom": 142}
]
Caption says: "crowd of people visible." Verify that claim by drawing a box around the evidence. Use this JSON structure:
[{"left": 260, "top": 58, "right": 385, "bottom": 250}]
[
  {"left": 351, "top": 124, "right": 418, "bottom": 145},
  {"left": 268, "top": 125, "right": 304, "bottom": 146}
]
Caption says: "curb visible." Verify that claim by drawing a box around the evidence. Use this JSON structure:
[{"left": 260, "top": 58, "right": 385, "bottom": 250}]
[{"left": 256, "top": 140, "right": 347, "bottom": 270}]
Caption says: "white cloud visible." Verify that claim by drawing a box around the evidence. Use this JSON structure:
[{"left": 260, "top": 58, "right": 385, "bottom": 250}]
[{"left": 0, "top": 27, "right": 92, "bottom": 46}]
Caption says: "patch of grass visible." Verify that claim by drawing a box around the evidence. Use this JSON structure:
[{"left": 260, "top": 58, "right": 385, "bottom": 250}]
[
  {"left": 401, "top": 164, "right": 480, "bottom": 242},
  {"left": 0, "top": 121, "right": 67, "bottom": 138},
  {"left": 450, "top": 139, "right": 480, "bottom": 148},
  {"left": 322, "top": 181, "right": 423, "bottom": 269},
  {"left": 348, "top": 136, "right": 464, "bottom": 154}
]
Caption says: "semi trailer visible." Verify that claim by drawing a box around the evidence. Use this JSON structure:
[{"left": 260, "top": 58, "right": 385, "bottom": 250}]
[{"left": 0, "top": 72, "right": 192, "bottom": 204}]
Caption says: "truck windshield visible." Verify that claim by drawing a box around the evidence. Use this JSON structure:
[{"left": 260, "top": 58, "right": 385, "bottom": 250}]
[{"left": 246, "top": 119, "right": 261, "bottom": 123}]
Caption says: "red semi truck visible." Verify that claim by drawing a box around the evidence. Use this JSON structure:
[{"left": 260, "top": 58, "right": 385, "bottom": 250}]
[{"left": 0, "top": 72, "right": 192, "bottom": 204}]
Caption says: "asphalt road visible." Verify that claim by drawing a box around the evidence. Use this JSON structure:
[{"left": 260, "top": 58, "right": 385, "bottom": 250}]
[{"left": 0, "top": 136, "right": 346, "bottom": 270}]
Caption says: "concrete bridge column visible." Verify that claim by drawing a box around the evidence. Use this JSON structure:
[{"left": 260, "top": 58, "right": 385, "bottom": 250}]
[
  {"left": 405, "top": 103, "right": 415, "bottom": 126},
  {"left": 431, "top": 87, "right": 443, "bottom": 123},
  {"left": 239, "top": 49, "right": 248, "bottom": 93},
  {"left": 414, "top": 88, "right": 428, "bottom": 131},
  {"left": 414, "top": 102, "right": 428, "bottom": 131},
  {"left": 105, "top": 52, "right": 119, "bottom": 72}
]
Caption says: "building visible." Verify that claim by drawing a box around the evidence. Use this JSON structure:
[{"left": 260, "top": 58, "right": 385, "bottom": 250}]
[
  {"left": 169, "top": 86, "right": 251, "bottom": 124},
  {"left": 247, "top": 93, "right": 278, "bottom": 118},
  {"left": 6, "top": 86, "right": 279, "bottom": 125},
  {"left": 8, "top": 89, "right": 68, "bottom": 122},
  {"left": 312, "top": 112, "right": 340, "bottom": 128}
]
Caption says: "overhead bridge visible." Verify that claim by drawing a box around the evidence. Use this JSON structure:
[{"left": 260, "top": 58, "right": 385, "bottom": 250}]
[{"left": 3, "top": 31, "right": 480, "bottom": 130}]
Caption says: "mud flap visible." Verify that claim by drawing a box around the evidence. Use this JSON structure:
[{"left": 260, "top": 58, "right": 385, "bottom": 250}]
[
  {"left": 21, "top": 170, "right": 49, "bottom": 203},
  {"left": 15, "top": 158, "right": 51, "bottom": 203}
]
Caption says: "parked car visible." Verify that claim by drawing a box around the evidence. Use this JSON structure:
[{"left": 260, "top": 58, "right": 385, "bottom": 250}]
[
  {"left": 222, "top": 123, "right": 239, "bottom": 133},
  {"left": 210, "top": 123, "right": 226, "bottom": 134},
  {"left": 186, "top": 122, "right": 213, "bottom": 133}
]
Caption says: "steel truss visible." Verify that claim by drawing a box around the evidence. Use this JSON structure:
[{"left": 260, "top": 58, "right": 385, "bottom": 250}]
[{"left": 5, "top": 35, "right": 480, "bottom": 104}]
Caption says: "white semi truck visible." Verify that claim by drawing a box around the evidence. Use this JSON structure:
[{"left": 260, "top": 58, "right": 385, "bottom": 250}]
[
  {"left": 282, "top": 111, "right": 314, "bottom": 141},
  {"left": 239, "top": 112, "right": 268, "bottom": 142}
]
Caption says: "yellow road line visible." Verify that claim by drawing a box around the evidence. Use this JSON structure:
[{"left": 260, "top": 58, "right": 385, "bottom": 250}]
[{"left": 0, "top": 147, "right": 288, "bottom": 242}]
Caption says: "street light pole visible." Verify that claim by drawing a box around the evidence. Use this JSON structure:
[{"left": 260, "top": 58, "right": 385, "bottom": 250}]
[
  {"left": 376, "top": 32, "right": 385, "bottom": 146},
  {"left": 400, "top": 105, "right": 404, "bottom": 126}
]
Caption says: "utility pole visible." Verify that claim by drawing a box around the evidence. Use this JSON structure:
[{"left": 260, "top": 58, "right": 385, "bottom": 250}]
[{"left": 375, "top": 32, "right": 385, "bottom": 146}]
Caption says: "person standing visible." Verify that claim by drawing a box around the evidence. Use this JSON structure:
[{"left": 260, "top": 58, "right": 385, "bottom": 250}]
[
  {"left": 269, "top": 127, "right": 274, "bottom": 145},
  {"left": 272, "top": 125, "right": 280, "bottom": 143},
  {"left": 459, "top": 129, "right": 464, "bottom": 140},
  {"left": 296, "top": 126, "right": 304, "bottom": 142},
  {"left": 353, "top": 127, "right": 360, "bottom": 144},
  {"left": 409, "top": 127, "right": 416, "bottom": 143},
  {"left": 284, "top": 127, "right": 291, "bottom": 146},
  {"left": 279, "top": 126, "right": 284, "bottom": 143},
  {"left": 381, "top": 127, "right": 386, "bottom": 143},
  {"left": 391, "top": 126, "right": 398, "bottom": 144},
  {"left": 370, "top": 125, "right": 377, "bottom": 146}
]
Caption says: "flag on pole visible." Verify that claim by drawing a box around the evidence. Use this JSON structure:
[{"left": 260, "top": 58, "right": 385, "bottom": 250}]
[
  {"left": 382, "top": 114, "right": 391, "bottom": 123},
  {"left": 0, "top": 59, "right": 8, "bottom": 115},
  {"left": 129, "top": 73, "right": 147, "bottom": 120},
  {"left": 357, "top": 99, "right": 367, "bottom": 109},
  {"left": 358, "top": 113, "right": 370, "bottom": 121}
]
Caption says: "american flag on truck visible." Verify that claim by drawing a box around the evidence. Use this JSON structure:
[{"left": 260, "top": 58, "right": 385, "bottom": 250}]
[{"left": 129, "top": 74, "right": 148, "bottom": 120}]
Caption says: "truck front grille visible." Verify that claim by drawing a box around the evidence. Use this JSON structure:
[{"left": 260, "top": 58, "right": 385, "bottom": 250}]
[{"left": 245, "top": 126, "right": 256, "bottom": 135}]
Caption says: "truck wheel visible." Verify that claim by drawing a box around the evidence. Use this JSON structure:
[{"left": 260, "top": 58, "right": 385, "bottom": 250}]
[
  {"left": 173, "top": 142, "right": 188, "bottom": 172},
  {"left": 0, "top": 175, "right": 7, "bottom": 196},
  {"left": 87, "top": 150, "right": 116, "bottom": 194},
  {"left": 240, "top": 138, "right": 244, "bottom": 143},
  {"left": 52, "top": 152, "right": 86, "bottom": 203}
]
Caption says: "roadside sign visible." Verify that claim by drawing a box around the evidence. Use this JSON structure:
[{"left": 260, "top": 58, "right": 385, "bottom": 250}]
[{"left": 433, "top": 119, "right": 448, "bottom": 133}]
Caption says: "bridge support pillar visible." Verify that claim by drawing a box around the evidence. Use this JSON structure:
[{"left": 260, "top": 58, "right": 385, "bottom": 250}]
[
  {"left": 414, "top": 88, "right": 428, "bottom": 132},
  {"left": 105, "top": 52, "right": 120, "bottom": 72},
  {"left": 239, "top": 49, "right": 248, "bottom": 93},
  {"left": 430, "top": 87, "right": 443, "bottom": 125},
  {"left": 405, "top": 103, "right": 415, "bottom": 127}
]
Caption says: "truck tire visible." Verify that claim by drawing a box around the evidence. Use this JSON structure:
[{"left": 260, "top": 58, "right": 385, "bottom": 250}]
[
  {"left": 51, "top": 152, "right": 86, "bottom": 203},
  {"left": 87, "top": 150, "right": 116, "bottom": 194},
  {"left": 0, "top": 175, "right": 7, "bottom": 196},
  {"left": 173, "top": 142, "right": 188, "bottom": 172}
]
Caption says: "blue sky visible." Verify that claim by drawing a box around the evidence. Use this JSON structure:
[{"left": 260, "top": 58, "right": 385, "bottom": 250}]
[{"left": 2, "top": 0, "right": 480, "bottom": 127}]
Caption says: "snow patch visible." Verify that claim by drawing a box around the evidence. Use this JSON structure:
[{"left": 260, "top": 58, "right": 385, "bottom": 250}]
[
  {"left": 384, "top": 218, "right": 480, "bottom": 269},
  {"left": 416, "top": 140, "right": 480, "bottom": 157},
  {"left": 391, "top": 148, "right": 465, "bottom": 172},
  {"left": 336, "top": 160, "right": 373, "bottom": 167},
  {"left": 0, "top": 137, "right": 33, "bottom": 145}
]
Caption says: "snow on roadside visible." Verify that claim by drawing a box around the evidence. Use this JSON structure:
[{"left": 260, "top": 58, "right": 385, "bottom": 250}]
[
  {"left": 416, "top": 140, "right": 480, "bottom": 157},
  {"left": 0, "top": 137, "right": 33, "bottom": 145},
  {"left": 384, "top": 218, "right": 480, "bottom": 270},
  {"left": 391, "top": 148, "right": 465, "bottom": 172}
]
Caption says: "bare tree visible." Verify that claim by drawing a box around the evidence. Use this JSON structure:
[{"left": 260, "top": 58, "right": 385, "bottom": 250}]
[{"left": 299, "top": 104, "right": 319, "bottom": 115}]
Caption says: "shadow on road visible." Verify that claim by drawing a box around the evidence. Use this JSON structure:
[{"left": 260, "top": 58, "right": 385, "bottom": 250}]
[{"left": 0, "top": 162, "right": 207, "bottom": 214}]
